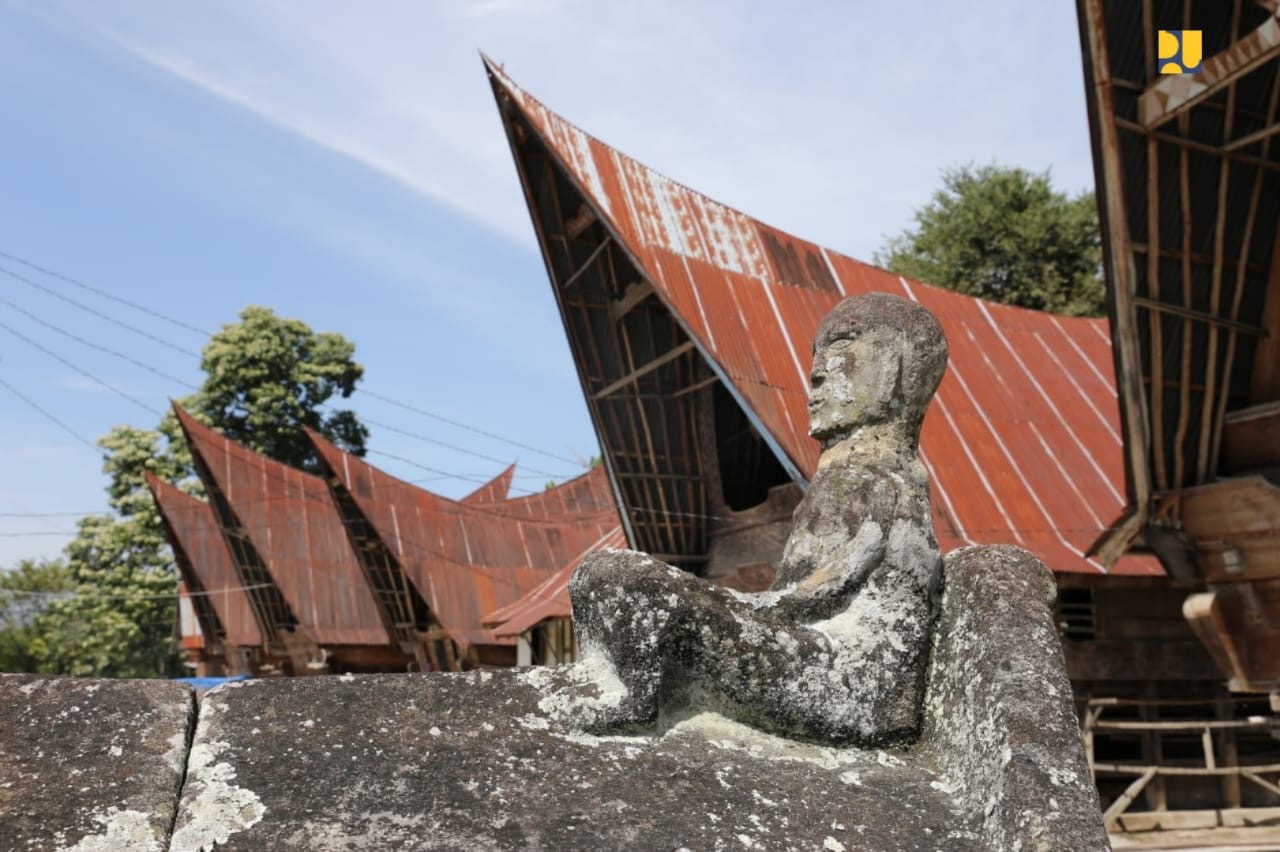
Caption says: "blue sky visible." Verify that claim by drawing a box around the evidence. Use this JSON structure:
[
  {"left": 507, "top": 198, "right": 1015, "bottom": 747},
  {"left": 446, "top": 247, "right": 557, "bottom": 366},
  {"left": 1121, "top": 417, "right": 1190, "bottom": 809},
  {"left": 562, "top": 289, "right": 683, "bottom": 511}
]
[{"left": 0, "top": 1, "right": 1097, "bottom": 564}]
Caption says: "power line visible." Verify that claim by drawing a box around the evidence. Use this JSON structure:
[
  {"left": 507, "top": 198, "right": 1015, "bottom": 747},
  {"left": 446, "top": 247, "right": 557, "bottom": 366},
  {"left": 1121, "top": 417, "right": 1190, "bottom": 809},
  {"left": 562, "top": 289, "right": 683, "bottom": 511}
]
[
  {"left": 1, "top": 249, "right": 588, "bottom": 473},
  {"left": 0, "top": 512, "right": 109, "bottom": 518},
  {"left": 2, "top": 582, "right": 276, "bottom": 603},
  {"left": 0, "top": 318, "right": 163, "bottom": 416},
  {"left": 0, "top": 249, "right": 211, "bottom": 337},
  {"left": 0, "top": 374, "right": 103, "bottom": 454},
  {"left": 0, "top": 530, "right": 79, "bottom": 537},
  {"left": 365, "top": 448, "right": 496, "bottom": 488},
  {"left": 0, "top": 293, "right": 199, "bottom": 390},
  {"left": 359, "top": 389, "right": 580, "bottom": 466},
  {"left": 362, "top": 415, "right": 572, "bottom": 480},
  {"left": 0, "top": 264, "right": 200, "bottom": 357}
]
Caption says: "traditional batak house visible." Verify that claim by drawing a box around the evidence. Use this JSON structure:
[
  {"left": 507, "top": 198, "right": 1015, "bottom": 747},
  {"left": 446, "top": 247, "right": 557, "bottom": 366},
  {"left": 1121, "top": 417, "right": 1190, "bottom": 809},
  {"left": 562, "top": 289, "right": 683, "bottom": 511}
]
[
  {"left": 482, "top": 57, "right": 1280, "bottom": 826},
  {"left": 1074, "top": 1, "right": 1280, "bottom": 831},
  {"left": 148, "top": 403, "right": 622, "bottom": 675}
]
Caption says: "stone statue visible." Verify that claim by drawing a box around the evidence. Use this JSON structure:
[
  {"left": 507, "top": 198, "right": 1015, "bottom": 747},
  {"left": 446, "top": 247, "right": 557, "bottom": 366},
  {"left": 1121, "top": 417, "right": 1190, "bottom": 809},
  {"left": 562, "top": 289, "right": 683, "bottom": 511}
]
[{"left": 569, "top": 292, "right": 950, "bottom": 745}]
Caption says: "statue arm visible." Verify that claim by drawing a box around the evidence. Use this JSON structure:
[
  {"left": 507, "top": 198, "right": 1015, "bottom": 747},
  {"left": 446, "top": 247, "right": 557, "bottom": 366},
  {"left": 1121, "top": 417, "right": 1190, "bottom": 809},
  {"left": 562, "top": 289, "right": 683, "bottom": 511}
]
[{"left": 791, "top": 519, "right": 886, "bottom": 599}]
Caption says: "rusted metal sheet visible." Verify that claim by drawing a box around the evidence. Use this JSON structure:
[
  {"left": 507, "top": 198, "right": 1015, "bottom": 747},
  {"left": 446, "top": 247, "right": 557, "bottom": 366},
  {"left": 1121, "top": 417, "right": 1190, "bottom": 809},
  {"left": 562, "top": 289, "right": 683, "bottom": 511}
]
[
  {"left": 485, "top": 526, "right": 627, "bottom": 638},
  {"left": 307, "top": 430, "right": 623, "bottom": 646},
  {"left": 147, "top": 472, "right": 263, "bottom": 649},
  {"left": 487, "top": 58, "right": 1161, "bottom": 577},
  {"left": 461, "top": 463, "right": 515, "bottom": 503},
  {"left": 174, "top": 407, "right": 394, "bottom": 647}
]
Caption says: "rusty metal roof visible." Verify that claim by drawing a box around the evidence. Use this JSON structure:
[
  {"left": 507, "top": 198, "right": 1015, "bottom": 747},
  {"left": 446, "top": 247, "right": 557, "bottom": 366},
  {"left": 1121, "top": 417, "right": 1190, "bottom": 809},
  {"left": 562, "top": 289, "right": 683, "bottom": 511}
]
[
  {"left": 484, "top": 526, "right": 627, "bottom": 638},
  {"left": 307, "top": 429, "right": 623, "bottom": 647},
  {"left": 147, "top": 472, "right": 263, "bottom": 649},
  {"left": 461, "top": 464, "right": 515, "bottom": 503},
  {"left": 174, "top": 406, "right": 395, "bottom": 647},
  {"left": 486, "top": 58, "right": 1161, "bottom": 577}
]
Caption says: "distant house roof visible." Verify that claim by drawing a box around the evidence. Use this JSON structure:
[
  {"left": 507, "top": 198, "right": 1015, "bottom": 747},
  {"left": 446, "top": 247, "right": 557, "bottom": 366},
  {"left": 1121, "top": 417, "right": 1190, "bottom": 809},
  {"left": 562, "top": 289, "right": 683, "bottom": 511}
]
[
  {"left": 173, "top": 406, "right": 395, "bottom": 647},
  {"left": 485, "top": 57, "right": 1161, "bottom": 577},
  {"left": 147, "top": 472, "right": 263, "bottom": 649},
  {"left": 485, "top": 526, "right": 627, "bottom": 638},
  {"left": 307, "top": 429, "right": 622, "bottom": 647},
  {"left": 461, "top": 464, "right": 515, "bottom": 504}
]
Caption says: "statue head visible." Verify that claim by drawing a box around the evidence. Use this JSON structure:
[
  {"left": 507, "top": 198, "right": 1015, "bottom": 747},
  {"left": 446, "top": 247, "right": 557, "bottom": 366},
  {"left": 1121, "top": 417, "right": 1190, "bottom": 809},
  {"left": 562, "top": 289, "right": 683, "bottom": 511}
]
[{"left": 808, "top": 292, "right": 948, "bottom": 448}]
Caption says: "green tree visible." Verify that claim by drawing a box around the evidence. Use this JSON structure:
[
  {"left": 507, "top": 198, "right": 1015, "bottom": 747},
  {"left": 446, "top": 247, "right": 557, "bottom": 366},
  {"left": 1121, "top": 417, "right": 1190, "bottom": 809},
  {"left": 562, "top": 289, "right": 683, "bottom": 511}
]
[
  {"left": 0, "top": 558, "right": 71, "bottom": 673},
  {"left": 30, "top": 306, "right": 368, "bottom": 677},
  {"left": 184, "top": 306, "right": 367, "bottom": 472},
  {"left": 876, "top": 164, "right": 1105, "bottom": 317}
]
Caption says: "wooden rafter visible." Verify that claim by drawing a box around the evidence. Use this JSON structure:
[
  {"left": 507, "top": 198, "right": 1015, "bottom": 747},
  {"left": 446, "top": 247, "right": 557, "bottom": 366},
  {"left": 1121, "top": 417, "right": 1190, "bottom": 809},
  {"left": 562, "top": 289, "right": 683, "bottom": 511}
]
[
  {"left": 609, "top": 281, "right": 654, "bottom": 321},
  {"left": 1172, "top": 108, "right": 1194, "bottom": 491},
  {"left": 1197, "top": 0, "right": 1245, "bottom": 484},
  {"left": 1139, "top": 8, "right": 1280, "bottom": 129},
  {"left": 1082, "top": 0, "right": 1154, "bottom": 566},
  {"left": 593, "top": 341, "right": 696, "bottom": 399},
  {"left": 1116, "top": 118, "right": 1280, "bottom": 175},
  {"left": 1211, "top": 68, "right": 1280, "bottom": 470},
  {"left": 1223, "top": 119, "right": 1280, "bottom": 151}
]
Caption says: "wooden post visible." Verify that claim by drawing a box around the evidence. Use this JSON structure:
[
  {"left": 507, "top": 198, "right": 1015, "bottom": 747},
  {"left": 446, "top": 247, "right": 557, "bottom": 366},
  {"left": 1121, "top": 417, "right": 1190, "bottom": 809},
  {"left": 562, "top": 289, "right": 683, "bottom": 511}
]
[
  {"left": 1219, "top": 695, "right": 1242, "bottom": 809},
  {"left": 1142, "top": 684, "right": 1169, "bottom": 811},
  {"left": 1202, "top": 726, "right": 1217, "bottom": 771}
]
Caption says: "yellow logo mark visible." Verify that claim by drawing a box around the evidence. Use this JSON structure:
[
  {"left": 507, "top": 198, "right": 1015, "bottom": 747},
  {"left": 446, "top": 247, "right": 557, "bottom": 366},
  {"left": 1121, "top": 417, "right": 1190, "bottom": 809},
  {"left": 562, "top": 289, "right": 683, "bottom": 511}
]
[{"left": 1158, "top": 30, "right": 1202, "bottom": 74}]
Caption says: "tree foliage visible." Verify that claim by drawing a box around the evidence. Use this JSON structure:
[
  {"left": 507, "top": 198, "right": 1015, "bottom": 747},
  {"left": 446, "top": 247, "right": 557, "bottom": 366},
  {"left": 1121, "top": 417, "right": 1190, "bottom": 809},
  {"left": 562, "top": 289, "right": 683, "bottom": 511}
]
[
  {"left": 876, "top": 164, "right": 1106, "bottom": 317},
  {"left": 0, "top": 558, "right": 71, "bottom": 673},
  {"left": 185, "top": 306, "right": 367, "bottom": 472},
  {"left": 22, "top": 306, "right": 368, "bottom": 677}
]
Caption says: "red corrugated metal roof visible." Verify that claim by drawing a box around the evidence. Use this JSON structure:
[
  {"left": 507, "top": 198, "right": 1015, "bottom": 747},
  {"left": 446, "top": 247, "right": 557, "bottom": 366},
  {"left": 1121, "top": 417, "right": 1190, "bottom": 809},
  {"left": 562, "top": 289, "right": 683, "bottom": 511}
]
[
  {"left": 461, "top": 464, "right": 515, "bottom": 503},
  {"left": 174, "top": 406, "right": 395, "bottom": 646},
  {"left": 486, "top": 58, "right": 1161, "bottom": 577},
  {"left": 307, "top": 429, "right": 622, "bottom": 647},
  {"left": 484, "top": 526, "right": 627, "bottom": 637},
  {"left": 149, "top": 472, "right": 264, "bottom": 649}
]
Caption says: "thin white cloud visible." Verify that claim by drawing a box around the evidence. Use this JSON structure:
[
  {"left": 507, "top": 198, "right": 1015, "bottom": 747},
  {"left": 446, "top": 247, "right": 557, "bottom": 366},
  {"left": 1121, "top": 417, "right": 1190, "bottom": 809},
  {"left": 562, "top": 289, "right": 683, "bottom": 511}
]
[{"left": 58, "top": 0, "right": 1097, "bottom": 265}]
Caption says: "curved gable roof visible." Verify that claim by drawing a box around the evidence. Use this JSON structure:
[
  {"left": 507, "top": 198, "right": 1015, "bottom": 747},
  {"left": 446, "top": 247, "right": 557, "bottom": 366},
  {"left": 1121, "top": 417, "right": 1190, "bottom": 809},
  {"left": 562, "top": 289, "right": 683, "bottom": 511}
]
[{"left": 486, "top": 58, "right": 1160, "bottom": 577}]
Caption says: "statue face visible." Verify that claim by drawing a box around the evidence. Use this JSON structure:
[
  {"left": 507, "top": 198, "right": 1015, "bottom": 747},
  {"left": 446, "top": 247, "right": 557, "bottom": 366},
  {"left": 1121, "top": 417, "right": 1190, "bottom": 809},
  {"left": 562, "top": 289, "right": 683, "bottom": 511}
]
[{"left": 808, "top": 329, "right": 902, "bottom": 443}]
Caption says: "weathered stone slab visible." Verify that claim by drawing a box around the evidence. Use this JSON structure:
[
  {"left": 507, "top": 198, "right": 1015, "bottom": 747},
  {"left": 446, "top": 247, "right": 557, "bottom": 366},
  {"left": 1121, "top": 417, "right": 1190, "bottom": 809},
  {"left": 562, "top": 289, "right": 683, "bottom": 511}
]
[
  {"left": 174, "top": 670, "right": 973, "bottom": 851},
  {"left": 0, "top": 674, "right": 194, "bottom": 851},
  {"left": 171, "top": 548, "right": 1107, "bottom": 851},
  {"left": 922, "top": 546, "right": 1110, "bottom": 851}
]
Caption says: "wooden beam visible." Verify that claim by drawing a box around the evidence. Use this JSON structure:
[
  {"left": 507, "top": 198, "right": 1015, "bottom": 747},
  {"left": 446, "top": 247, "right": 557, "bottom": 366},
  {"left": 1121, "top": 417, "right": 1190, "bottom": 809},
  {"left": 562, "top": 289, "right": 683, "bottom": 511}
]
[
  {"left": 1244, "top": 771, "right": 1280, "bottom": 798},
  {"left": 1103, "top": 769, "right": 1157, "bottom": 826},
  {"left": 1094, "top": 761, "right": 1280, "bottom": 776},
  {"left": 561, "top": 236, "right": 613, "bottom": 290},
  {"left": 1130, "top": 242, "right": 1270, "bottom": 276},
  {"left": 1116, "top": 118, "right": 1280, "bottom": 175},
  {"left": 1224, "top": 119, "right": 1280, "bottom": 151},
  {"left": 1092, "top": 718, "right": 1280, "bottom": 731},
  {"left": 1082, "top": 0, "right": 1154, "bottom": 562},
  {"left": 1211, "top": 70, "right": 1280, "bottom": 472},
  {"left": 1199, "top": 2, "right": 1243, "bottom": 486},
  {"left": 1140, "top": 10, "right": 1280, "bottom": 129},
  {"left": 613, "top": 471, "right": 704, "bottom": 482},
  {"left": 1251, "top": 219, "right": 1280, "bottom": 402},
  {"left": 1220, "top": 400, "right": 1280, "bottom": 472},
  {"left": 609, "top": 281, "right": 654, "bottom": 321},
  {"left": 1132, "top": 297, "right": 1268, "bottom": 335},
  {"left": 564, "top": 203, "right": 597, "bottom": 239},
  {"left": 673, "top": 374, "right": 720, "bottom": 398},
  {"left": 1174, "top": 111, "right": 1195, "bottom": 491},
  {"left": 593, "top": 341, "right": 696, "bottom": 399}
]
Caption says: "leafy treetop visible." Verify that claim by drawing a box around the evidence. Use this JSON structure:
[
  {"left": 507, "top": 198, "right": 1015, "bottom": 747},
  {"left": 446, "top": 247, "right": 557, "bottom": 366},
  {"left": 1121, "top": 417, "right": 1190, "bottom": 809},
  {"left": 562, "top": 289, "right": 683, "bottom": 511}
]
[{"left": 876, "top": 164, "right": 1105, "bottom": 317}]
